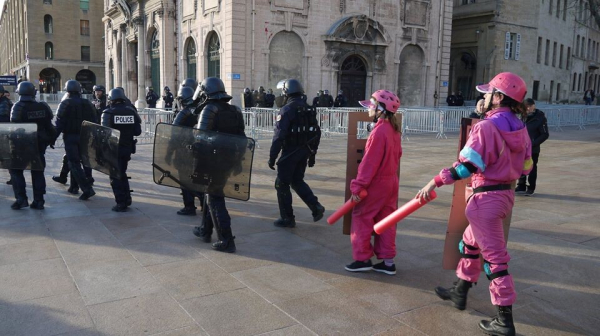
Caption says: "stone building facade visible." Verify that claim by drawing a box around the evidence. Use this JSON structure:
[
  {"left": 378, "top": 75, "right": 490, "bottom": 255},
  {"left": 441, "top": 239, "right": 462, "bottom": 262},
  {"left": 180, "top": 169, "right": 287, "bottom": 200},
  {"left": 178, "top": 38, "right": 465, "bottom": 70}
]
[
  {"left": 105, "top": 0, "right": 453, "bottom": 108},
  {"left": 0, "top": 0, "right": 105, "bottom": 93},
  {"left": 450, "top": 0, "right": 600, "bottom": 103}
]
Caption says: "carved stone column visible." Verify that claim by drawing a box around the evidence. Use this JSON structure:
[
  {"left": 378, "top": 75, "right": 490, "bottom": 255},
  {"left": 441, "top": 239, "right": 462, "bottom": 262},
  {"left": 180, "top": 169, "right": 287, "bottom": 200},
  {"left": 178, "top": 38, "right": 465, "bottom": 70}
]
[
  {"left": 133, "top": 17, "right": 146, "bottom": 108},
  {"left": 120, "top": 24, "right": 128, "bottom": 96}
]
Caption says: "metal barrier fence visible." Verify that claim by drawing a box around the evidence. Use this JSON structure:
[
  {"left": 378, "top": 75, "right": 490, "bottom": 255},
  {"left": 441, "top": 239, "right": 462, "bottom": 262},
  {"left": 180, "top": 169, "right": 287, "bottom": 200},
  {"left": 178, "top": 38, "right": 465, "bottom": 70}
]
[{"left": 137, "top": 108, "right": 175, "bottom": 144}]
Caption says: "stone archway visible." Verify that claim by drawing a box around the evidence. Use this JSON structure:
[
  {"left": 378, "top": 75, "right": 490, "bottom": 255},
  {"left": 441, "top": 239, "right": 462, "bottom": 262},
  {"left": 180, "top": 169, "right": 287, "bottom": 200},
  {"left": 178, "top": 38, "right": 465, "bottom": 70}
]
[
  {"left": 268, "top": 31, "right": 304, "bottom": 91},
  {"left": 398, "top": 45, "right": 425, "bottom": 107},
  {"left": 76, "top": 69, "right": 96, "bottom": 94},
  {"left": 339, "top": 55, "right": 367, "bottom": 107},
  {"left": 39, "top": 68, "right": 61, "bottom": 94},
  {"left": 185, "top": 37, "right": 197, "bottom": 80}
]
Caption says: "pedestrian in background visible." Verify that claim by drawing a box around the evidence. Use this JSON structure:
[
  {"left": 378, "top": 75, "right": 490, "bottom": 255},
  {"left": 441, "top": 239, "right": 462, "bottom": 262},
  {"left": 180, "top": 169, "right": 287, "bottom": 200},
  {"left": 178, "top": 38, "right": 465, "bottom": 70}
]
[{"left": 516, "top": 98, "right": 549, "bottom": 196}]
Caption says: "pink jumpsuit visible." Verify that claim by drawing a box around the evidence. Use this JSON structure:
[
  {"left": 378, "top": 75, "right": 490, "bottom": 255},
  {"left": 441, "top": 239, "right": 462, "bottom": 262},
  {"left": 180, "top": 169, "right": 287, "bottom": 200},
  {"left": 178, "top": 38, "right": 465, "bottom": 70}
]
[
  {"left": 434, "top": 107, "right": 533, "bottom": 306},
  {"left": 350, "top": 119, "right": 402, "bottom": 262}
]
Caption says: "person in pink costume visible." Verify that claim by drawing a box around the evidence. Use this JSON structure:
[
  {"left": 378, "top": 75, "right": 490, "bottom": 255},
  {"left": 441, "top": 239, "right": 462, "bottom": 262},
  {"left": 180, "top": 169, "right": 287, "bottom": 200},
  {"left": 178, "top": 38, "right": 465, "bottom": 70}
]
[
  {"left": 417, "top": 72, "right": 533, "bottom": 336},
  {"left": 345, "top": 90, "right": 402, "bottom": 275}
]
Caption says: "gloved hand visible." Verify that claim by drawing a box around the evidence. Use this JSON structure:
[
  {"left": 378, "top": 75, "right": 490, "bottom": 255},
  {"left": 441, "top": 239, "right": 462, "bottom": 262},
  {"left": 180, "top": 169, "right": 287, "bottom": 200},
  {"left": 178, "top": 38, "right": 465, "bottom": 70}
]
[
  {"left": 268, "top": 158, "right": 276, "bottom": 170},
  {"left": 308, "top": 155, "right": 315, "bottom": 168}
]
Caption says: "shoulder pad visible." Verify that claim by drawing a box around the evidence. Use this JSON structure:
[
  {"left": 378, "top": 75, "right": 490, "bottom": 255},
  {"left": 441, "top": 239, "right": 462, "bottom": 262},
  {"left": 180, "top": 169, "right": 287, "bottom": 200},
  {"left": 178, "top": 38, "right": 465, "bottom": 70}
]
[{"left": 126, "top": 106, "right": 137, "bottom": 113}]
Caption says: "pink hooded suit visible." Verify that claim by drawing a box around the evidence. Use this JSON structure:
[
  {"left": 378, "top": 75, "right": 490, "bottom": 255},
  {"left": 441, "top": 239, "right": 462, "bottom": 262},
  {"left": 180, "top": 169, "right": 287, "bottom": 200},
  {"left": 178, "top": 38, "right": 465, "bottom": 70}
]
[
  {"left": 434, "top": 107, "right": 533, "bottom": 306},
  {"left": 350, "top": 119, "right": 402, "bottom": 262}
]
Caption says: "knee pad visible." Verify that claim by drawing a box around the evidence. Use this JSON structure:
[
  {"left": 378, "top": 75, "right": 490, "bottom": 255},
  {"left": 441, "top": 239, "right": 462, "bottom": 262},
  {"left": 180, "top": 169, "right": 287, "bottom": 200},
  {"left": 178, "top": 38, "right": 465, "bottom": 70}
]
[
  {"left": 483, "top": 260, "right": 510, "bottom": 281},
  {"left": 275, "top": 178, "right": 290, "bottom": 191},
  {"left": 459, "top": 239, "right": 480, "bottom": 259}
]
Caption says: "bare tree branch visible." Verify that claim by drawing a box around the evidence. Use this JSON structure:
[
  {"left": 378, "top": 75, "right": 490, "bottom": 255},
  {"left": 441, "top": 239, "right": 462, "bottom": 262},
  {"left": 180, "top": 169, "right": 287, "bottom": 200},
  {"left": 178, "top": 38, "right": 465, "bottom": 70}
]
[{"left": 589, "top": 0, "right": 600, "bottom": 28}]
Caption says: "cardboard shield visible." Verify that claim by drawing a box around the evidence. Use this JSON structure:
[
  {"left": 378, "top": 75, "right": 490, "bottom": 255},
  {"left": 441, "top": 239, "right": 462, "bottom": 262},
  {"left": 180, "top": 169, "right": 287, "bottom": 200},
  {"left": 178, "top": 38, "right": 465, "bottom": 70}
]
[
  {"left": 152, "top": 123, "right": 255, "bottom": 201},
  {"left": 442, "top": 118, "right": 513, "bottom": 270},
  {"left": 0, "top": 123, "right": 44, "bottom": 171},
  {"left": 80, "top": 121, "right": 122, "bottom": 179}
]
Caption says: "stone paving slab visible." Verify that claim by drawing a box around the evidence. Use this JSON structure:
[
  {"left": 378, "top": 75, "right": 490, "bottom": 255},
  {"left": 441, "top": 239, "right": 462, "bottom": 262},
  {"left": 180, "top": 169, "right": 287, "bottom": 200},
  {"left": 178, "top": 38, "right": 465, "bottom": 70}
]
[{"left": 0, "top": 127, "right": 599, "bottom": 335}]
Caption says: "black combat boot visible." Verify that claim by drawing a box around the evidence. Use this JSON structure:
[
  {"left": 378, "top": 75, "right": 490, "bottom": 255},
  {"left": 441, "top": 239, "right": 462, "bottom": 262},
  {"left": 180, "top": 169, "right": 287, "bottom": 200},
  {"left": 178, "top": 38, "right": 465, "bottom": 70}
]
[
  {"left": 177, "top": 206, "right": 197, "bottom": 216},
  {"left": 309, "top": 202, "right": 325, "bottom": 222},
  {"left": 435, "top": 278, "right": 473, "bottom": 310},
  {"left": 193, "top": 226, "right": 212, "bottom": 243},
  {"left": 212, "top": 228, "right": 236, "bottom": 253},
  {"left": 6, "top": 179, "right": 12, "bottom": 185},
  {"left": 479, "top": 305, "right": 516, "bottom": 336},
  {"left": 30, "top": 200, "right": 45, "bottom": 210},
  {"left": 52, "top": 175, "right": 68, "bottom": 184},
  {"left": 11, "top": 198, "right": 29, "bottom": 210},
  {"left": 67, "top": 186, "right": 79, "bottom": 194},
  {"left": 79, "top": 188, "right": 96, "bottom": 200},
  {"left": 274, "top": 217, "right": 296, "bottom": 228},
  {"left": 111, "top": 204, "right": 128, "bottom": 212}
]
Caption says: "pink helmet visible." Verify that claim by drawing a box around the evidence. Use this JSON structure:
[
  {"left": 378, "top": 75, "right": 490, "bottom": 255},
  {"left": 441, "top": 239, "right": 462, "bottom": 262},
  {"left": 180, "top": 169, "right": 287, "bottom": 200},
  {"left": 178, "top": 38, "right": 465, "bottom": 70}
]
[
  {"left": 476, "top": 72, "right": 527, "bottom": 103},
  {"left": 359, "top": 90, "right": 401, "bottom": 113}
]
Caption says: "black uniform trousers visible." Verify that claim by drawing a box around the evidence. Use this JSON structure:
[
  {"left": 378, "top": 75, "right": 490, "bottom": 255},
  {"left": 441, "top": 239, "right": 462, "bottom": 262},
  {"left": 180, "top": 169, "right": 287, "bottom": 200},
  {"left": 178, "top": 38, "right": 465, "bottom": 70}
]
[
  {"left": 9, "top": 145, "right": 46, "bottom": 202},
  {"left": 64, "top": 134, "right": 92, "bottom": 193},
  {"left": 275, "top": 146, "right": 318, "bottom": 218},
  {"left": 110, "top": 145, "right": 132, "bottom": 205}
]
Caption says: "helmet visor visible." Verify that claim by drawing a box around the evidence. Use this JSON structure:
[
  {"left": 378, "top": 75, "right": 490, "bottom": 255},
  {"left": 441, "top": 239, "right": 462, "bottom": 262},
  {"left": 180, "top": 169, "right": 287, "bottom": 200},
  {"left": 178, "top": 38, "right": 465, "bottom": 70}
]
[{"left": 359, "top": 98, "right": 378, "bottom": 110}]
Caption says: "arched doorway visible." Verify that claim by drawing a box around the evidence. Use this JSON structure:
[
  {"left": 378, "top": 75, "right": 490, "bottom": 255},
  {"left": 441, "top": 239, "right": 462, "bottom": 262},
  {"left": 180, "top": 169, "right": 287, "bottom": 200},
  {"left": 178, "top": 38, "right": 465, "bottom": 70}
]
[
  {"left": 109, "top": 59, "right": 114, "bottom": 89},
  {"left": 39, "top": 68, "right": 61, "bottom": 93},
  {"left": 268, "top": 31, "right": 304, "bottom": 91},
  {"left": 206, "top": 33, "right": 220, "bottom": 78},
  {"left": 76, "top": 69, "right": 96, "bottom": 93},
  {"left": 150, "top": 29, "right": 160, "bottom": 91},
  {"left": 398, "top": 45, "right": 425, "bottom": 107},
  {"left": 185, "top": 37, "right": 197, "bottom": 80},
  {"left": 339, "top": 55, "right": 367, "bottom": 107}
]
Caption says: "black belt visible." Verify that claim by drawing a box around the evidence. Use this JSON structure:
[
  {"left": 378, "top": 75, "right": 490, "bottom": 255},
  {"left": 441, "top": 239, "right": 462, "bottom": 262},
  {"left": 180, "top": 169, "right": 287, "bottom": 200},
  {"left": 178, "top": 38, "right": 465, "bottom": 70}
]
[{"left": 473, "top": 184, "right": 512, "bottom": 194}]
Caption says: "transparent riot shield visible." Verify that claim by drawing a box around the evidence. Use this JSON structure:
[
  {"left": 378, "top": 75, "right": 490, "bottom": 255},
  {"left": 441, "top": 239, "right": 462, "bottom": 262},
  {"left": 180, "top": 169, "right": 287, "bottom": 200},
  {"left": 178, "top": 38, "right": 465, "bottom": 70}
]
[
  {"left": 80, "top": 121, "right": 122, "bottom": 179},
  {"left": 0, "top": 123, "right": 44, "bottom": 171},
  {"left": 152, "top": 123, "right": 255, "bottom": 201}
]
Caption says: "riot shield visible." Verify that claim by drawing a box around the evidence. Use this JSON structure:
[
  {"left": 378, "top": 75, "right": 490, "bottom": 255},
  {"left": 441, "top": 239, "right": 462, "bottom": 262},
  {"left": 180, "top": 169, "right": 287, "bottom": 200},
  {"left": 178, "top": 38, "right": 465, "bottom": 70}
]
[
  {"left": 80, "top": 121, "right": 121, "bottom": 179},
  {"left": 152, "top": 123, "right": 255, "bottom": 201},
  {"left": 0, "top": 123, "right": 44, "bottom": 171}
]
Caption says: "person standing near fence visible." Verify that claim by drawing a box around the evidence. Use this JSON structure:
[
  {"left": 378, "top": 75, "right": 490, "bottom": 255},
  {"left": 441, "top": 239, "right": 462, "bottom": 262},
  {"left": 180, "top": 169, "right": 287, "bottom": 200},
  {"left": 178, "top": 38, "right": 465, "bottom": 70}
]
[
  {"left": 265, "top": 88, "right": 275, "bottom": 108},
  {"left": 416, "top": 72, "right": 533, "bottom": 336},
  {"left": 446, "top": 91, "right": 458, "bottom": 106},
  {"left": 345, "top": 90, "right": 402, "bottom": 275},
  {"left": 334, "top": 90, "right": 348, "bottom": 107},
  {"left": 516, "top": 98, "right": 549, "bottom": 196},
  {"left": 268, "top": 79, "right": 325, "bottom": 228},
  {"left": 146, "top": 87, "right": 159, "bottom": 108},
  {"left": 583, "top": 89, "right": 595, "bottom": 105},
  {"left": 162, "top": 86, "right": 174, "bottom": 110}
]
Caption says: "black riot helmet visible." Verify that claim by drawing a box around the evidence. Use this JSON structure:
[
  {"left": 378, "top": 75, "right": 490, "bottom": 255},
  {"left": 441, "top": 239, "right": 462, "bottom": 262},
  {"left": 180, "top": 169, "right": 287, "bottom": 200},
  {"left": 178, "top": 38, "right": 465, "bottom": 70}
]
[
  {"left": 277, "top": 79, "right": 304, "bottom": 97},
  {"left": 259, "top": 86, "right": 265, "bottom": 92},
  {"left": 93, "top": 85, "right": 105, "bottom": 92},
  {"left": 64, "top": 80, "right": 81, "bottom": 93},
  {"left": 180, "top": 78, "right": 198, "bottom": 90},
  {"left": 177, "top": 87, "right": 195, "bottom": 107},
  {"left": 16, "top": 81, "right": 36, "bottom": 96},
  {"left": 108, "top": 88, "right": 127, "bottom": 103},
  {"left": 193, "top": 77, "right": 232, "bottom": 103}
]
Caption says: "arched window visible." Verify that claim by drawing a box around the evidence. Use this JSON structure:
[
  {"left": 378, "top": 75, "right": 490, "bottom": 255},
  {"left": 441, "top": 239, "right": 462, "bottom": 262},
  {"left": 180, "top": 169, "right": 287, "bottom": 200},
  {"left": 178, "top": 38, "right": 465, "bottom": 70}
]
[
  {"left": 45, "top": 42, "right": 53, "bottom": 59},
  {"left": 150, "top": 30, "right": 160, "bottom": 92},
  {"left": 398, "top": 45, "right": 425, "bottom": 106},
  {"left": 185, "top": 38, "right": 197, "bottom": 80},
  {"left": 268, "top": 31, "right": 304, "bottom": 90},
  {"left": 207, "top": 33, "right": 220, "bottom": 78},
  {"left": 44, "top": 15, "right": 53, "bottom": 34}
]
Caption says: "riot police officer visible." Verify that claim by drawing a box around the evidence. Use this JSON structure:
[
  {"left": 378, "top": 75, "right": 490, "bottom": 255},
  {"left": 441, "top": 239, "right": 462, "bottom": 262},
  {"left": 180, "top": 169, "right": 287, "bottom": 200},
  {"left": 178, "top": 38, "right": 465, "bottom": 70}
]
[
  {"left": 334, "top": 90, "right": 348, "bottom": 107},
  {"left": 169, "top": 86, "right": 204, "bottom": 215},
  {"left": 92, "top": 85, "right": 107, "bottom": 118},
  {"left": 255, "top": 86, "right": 267, "bottom": 107},
  {"left": 163, "top": 86, "right": 174, "bottom": 110},
  {"left": 101, "top": 89, "right": 142, "bottom": 212},
  {"left": 243, "top": 87, "right": 254, "bottom": 108},
  {"left": 192, "top": 77, "right": 245, "bottom": 253},
  {"left": 55, "top": 80, "right": 97, "bottom": 200},
  {"left": 9, "top": 81, "right": 56, "bottom": 209},
  {"left": 146, "top": 87, "right": 159, "bottom": 108},
  {"left": 173, "top": 78, "right": 198, "bottom": 114},
  {"left": 268, "top": 79, "right": 325, "bottom": 228}
]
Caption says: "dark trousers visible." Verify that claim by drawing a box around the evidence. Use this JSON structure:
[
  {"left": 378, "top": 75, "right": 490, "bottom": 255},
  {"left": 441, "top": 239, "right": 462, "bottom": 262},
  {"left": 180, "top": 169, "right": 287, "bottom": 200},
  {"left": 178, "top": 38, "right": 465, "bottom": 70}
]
[
  {"left": 275, "top": 146, "right": 318, "bottom": 218},
  {"left": 518, "top": 152, "right": 540, "bottom": 191},
  {"left": 110, "top": 146, "right": 132, "bottom": 205},
  {"left": 64, "top": 134, "right": 92, "bottom": 193},
  {"left": 182, "top": 189, "right": 204, "bottom": 208},
  {"left": 59, "top": 154, "right": 92, "bottom": 181},
  {"left": 201, "top": 195, "right": 232, "bottom": 239},
  {"left": 9, "top": 147, "right": 46, "bottom": 201}
]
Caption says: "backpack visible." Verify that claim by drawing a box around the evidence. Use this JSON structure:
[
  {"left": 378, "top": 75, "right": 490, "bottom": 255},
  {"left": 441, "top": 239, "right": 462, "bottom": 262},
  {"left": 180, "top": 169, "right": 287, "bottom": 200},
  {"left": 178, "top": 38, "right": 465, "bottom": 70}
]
[{"left": 287, "top": 105, "right": 321, "bottom": 151}]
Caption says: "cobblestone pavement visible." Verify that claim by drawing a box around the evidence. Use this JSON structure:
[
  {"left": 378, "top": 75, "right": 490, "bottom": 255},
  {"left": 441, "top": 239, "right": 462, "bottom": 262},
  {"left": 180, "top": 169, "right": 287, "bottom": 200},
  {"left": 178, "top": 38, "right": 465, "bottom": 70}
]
[{"left": 1, "top": 126, "right": 599, "bottom": 336}]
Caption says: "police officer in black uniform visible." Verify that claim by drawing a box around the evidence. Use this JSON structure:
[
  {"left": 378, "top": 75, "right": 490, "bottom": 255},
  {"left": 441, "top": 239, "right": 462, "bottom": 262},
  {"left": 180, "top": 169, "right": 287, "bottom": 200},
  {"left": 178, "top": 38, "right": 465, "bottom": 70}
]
[
  {"left": 92, "top": 85, "right": 107, "bottom": 119},
  {"left": 146, "top": 87, "right": 159, "bottom": 108},
  {"left": 163, "top": 86, "right": 174, "bottom": 110},
  {"left": 243, "top": 87, "right": 254, "bottom": 108},
  {"left": 173, "top": 78, "right": 198, "bottom": 115},
  {"left": 192, "top": 77, "right": 245, "bottom": 253},
  {"left": 101, "top": 89, "right": 142, "bottom": 212},
  {"left": 268, "top": 79, "right": 325, "bottom": 228},
  {"left": 334, "top": 90, "right": 347, "bottom": 107},
  {"left": 168, "top": 86, "right": 204, "bottom": 215},
  {"left": 9, "top": 81, "right": 56, "bottom": 209},
  {"left": 55, "top": 80, "right": 97, "bottom": 200}
]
